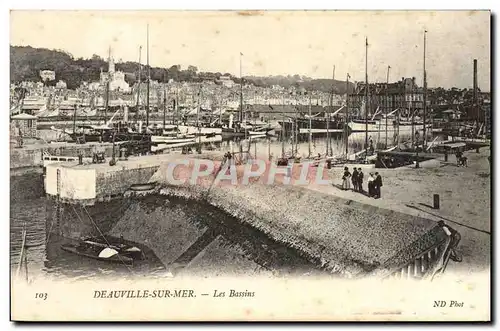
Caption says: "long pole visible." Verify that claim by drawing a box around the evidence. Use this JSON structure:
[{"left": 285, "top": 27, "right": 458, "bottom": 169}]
[
  {"left": 218, "top": 94, "right": 222, "bottom": 126},
  {"left": 175, "top": 88, "right": 179, "bottom": 126},
  {"left": 326, "top": 65, "right": 335, "bottom": 156},
  {"left": 395, "top": 95, "right": 400, "bottom": 147},
  {"left": 198, "top": 86, "right": 201, "bottom": 150},
  {"left": 345, "top": 74, "right": 350, "bottom": 157},
  {"left": 365, "top": 38, "right": 369, "bottom": 161},
  {"left": 291, "top": 95, "right": 295, "bottom": 156},
  {"left": 294, "top": 93, "right": 298, "bottom": 155},
  {"left": 254, "top": 113, "right": 257, "bottom": 159},
  {"left": 411, "top": 88, "right": 415, "bottom": 148},
  {"left": 423, "top": 29, "right": 428, "bottom": 149},
  {"left": 135, "top": 46, "right": 142, "bottom": 124},
  {"left": 385, "top": 65, "right": 391, "bottom": 149},
  {"left": 146, "top": 24, "right": 150, "bottom": 128},
  {"left": 239, "top": 52, "right": 243, "bottom": 123},
  {"left": 16, "top": 226, "right": 26, "bottom": 279},
  {"left": 281, "top": 95, "right": 285, "bottom": 158},
  {"left": 104, "top": 47, "right": 111, "bottom": 124},
  {"left": 308, "top": 91, "right": 312, "bottom": 158},
  {"left": 163, "top": 71, "right": 167, "bottom": 129},
  {"left": 72, "top": 103, "right": 77, "bottom": 134}
]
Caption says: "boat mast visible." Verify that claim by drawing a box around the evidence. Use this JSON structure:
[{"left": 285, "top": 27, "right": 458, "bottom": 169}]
[
  {"left": 239, "top": 52, "right": 243, "bottom": 123},
  {"left": 326, "top": 65, "right": 334, "bottom": 156},
  {"left": 364, "top": 38, "right": 369, "bottom": 162},
  {"left": 281, "top": 95, "right": 285, "bottom": 158},
  {"left": 308, "top": 89, "right": 312, "bottom": 158},
  {"left": 218, "top": 94, "right": 222, "bottom": 126},
  {"left": 291, "top": 98, "right": 294, "bottom": 156},
  {"left": 146, "top": 24, "right": 150, "bottom": 128},
  {"left": 254, "top": 114, "right": 257, "bottom": 159},
  {"left": 104, "top": 46, "right": 111, "bottom": 125},
  {"left": 295, "top": 93, "right": 299, "bottom": 155},
  {"left": 198, "top": 85, "right": 202, "bottom": 149},
  {"left": 175, "top": 88, "right": 179, "bottom": 126},
  {"left": 411, "top": 85, "right": 414, "bottom": 148},
  {"left": 135, "top": 46, "right": 142, "bottom": 124},
  {"left": 73, "top": 103, "right": 77, "bottom": 134},
  {"left": 423, "top": 29, "right": 428, "bottom": 149},
  {"left": 385, "top": 65, "right": 391, "bottom": 149},
  {"left": 345, "top": 73, "right": 350, "bottom": 157},
  {"left": 163, "top": 70, "right": 167, "bottom": 129}
]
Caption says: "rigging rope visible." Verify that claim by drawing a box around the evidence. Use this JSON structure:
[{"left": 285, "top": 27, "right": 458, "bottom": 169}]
[
  {"left": 70, "top": 204, "right": 134, "bottom": 274},
  {"left": 80, "top": 203, "right": 135, "bottom": 273}
]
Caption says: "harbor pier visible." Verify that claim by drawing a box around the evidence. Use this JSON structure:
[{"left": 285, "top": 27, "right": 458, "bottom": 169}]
[{"left": 43, "top": 151, "right": 464, "bottom": 279}]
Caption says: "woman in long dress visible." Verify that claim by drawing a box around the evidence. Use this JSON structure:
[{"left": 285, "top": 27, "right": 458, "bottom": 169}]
[
  {"left": 367, "top": 173, "right": 375, "bottom": 197},
  {"left": 342, "top": 167, "right": 351, "bottom": 190}
]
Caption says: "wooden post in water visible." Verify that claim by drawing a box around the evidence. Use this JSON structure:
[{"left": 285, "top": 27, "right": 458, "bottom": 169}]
[
  {"left": 16, "top": 224, "right": 27, "bottom": 281},
  {"left": 24, "top": 248, "right": 28, "bottom": 283}
]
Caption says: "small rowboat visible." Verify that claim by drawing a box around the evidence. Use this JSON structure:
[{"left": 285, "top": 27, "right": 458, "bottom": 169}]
[{"left": 61, "top": 244, "right": 134, "bottom": 265}]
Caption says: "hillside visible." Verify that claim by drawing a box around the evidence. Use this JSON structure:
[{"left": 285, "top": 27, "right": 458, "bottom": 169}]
[{"left": 10, "top": 45, "right": 354, "bottom": 93}]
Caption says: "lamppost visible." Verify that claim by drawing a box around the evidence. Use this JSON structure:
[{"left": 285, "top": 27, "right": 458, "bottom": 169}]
[{"left": 415, "top": 130, "right": 420, "bottom": 169}]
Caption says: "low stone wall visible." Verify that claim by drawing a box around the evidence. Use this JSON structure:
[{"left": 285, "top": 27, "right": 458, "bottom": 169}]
[
  {"left": 10, "top": 143, "right": 117, "bottom": 170},
  {"left": 149, "top": 160, "right": 440, "bottom": 278},
  {"left": 10, "top": 148, "right": 42, "bottom": 168},
  {"left": 96, "top": 166, "right": 160, "bottom": 197}
]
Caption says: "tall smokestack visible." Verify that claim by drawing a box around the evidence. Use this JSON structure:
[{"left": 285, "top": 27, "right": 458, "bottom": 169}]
[{"left": 473, "top": 59, "right": 478, "bottom": 120}]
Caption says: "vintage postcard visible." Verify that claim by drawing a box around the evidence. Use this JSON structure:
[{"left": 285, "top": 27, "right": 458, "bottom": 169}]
[{"left": 9, "top": 9, "right": 491, "bottom": 322}]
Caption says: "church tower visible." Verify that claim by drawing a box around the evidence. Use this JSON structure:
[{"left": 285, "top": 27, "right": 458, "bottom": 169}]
[{"left": 108, "top": 46, "right": 115, "bottom": 74}]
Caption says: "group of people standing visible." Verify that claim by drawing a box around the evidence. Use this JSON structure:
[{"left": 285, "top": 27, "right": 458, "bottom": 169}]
[{"left": 341, "top": 167, "right": 383, "bottom": 199}]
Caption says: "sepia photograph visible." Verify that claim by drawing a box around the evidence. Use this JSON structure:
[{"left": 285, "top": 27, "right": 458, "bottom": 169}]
[{"left": 8, "top": 8, "right": 491, "bottom": 322}]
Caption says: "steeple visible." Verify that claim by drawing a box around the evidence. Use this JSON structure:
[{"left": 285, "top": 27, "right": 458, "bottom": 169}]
[{"left": 108, "top": 46, "right": 115, "bottom": 73}]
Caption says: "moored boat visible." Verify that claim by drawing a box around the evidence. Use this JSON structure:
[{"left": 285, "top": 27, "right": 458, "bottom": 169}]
[
  {"left": 348, "top": 119, "right": 432, "bottom": 132},
  {"left": 60, "top": 243, "right": 135, "bottom": 265}
]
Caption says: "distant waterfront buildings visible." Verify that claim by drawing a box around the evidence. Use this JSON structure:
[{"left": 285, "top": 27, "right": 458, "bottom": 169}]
[{"left": 349, "top": 77, "right": 425, "bottom": 118}]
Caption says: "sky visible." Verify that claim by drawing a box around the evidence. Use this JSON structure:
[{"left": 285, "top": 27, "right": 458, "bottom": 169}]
[{"left": 10, "top": 10, "right": 491, "bottom": 90}]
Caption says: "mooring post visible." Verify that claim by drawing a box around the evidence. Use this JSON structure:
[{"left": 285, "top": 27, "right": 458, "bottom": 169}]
[{"left": 433, "top": 194, "right": 440, "bottom": 209}]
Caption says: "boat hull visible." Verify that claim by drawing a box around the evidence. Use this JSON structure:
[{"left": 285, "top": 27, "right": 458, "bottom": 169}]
[
  {"left": 279, "top": 119, "right": 347, "bottom": 136},
  {"left": 177, "top": 125, "right": 222, "bottom": 135},
  {"left": 349, "top": 121, "right": 432, "bottom": 133},
  {"left": 151, "top": 136, "right": 196, "bottom": 144},
  {"left": 60, "top": 244, "right": 134, "bottom": 265}
]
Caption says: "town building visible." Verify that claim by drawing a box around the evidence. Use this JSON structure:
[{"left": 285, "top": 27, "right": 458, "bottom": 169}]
[
  {"left": 56, "top": 80, "right": 67, "bottom": 89},
  {"left": 100, "top": 49, "right": 131, "bottom": 93},
  {"left": 39, "top": 70, "right": 56, "bottom": 82},
  {"left": 219, "top": 76, "right": 235, "bottom": 88},
  {"left": 348, "top": 77, "right": 425, "bottom": 118},
  {"left": 10, "top": 113, "right": 38, "bottom": 138}
]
